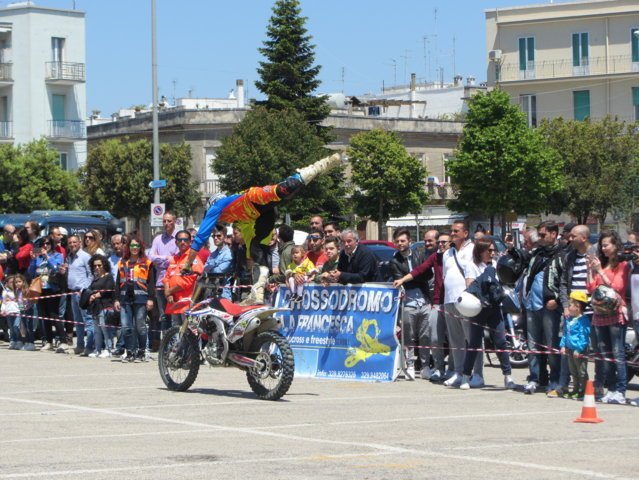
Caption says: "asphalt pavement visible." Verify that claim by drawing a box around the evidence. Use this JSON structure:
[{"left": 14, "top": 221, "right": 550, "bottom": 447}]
[{"left": 1, "top": 345, "right": 638, "bottom": 480}]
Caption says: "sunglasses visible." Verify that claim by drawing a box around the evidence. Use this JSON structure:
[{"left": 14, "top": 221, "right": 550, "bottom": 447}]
[
  {"left": 85, "top": 235, "right": 95, "bottom": 240},
  {"left": 213, "top": 234, "right": 223, "bottom": 238},
  {"left": 93, "top": 264, "right": 103, "bottom": 268},
  {"left": 307, "top": 236, "right": 322, "bottom": 241},
  {"left": 129, "top": 244, "right": 141, "bottom": 248},
  {"left": 176, "top": 238, "right": 191, "bottom": 243},
  {"left": 438, "top": 240, "right": 449, "bottom": 244},
  {"left": 488, "top": 248, "right": 496, "bottom": 252}
]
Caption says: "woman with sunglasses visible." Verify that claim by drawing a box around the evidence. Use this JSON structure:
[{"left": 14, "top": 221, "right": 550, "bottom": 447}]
[
  {"left": 27, "top": 234, "right": 66, "bottom": 351},
  {"left": 114, "top": 236, "right": 155, "bottom": 362},
  {"left": 87, "top": 254, "right": 115, "bottom": 358},
  {"left": 459, "top": 237, "right": 515, "bottom": 391},
  {"left": 83, "top": 229, "right": 105, "bottom": 256}
]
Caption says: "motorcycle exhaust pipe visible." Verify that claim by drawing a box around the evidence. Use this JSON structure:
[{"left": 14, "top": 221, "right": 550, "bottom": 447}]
[{"left": 228, "top": 352, "right": 258, "bottom": 368}]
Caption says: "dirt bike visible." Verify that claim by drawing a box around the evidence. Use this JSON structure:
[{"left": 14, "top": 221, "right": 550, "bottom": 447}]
[{"left": 158, "top": 275, "right": 295, "bottom": 400}]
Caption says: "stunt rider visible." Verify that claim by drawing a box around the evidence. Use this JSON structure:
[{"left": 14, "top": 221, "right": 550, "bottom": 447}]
[{"left": 181, "top": 152, "right": 345, "bottom": 305}]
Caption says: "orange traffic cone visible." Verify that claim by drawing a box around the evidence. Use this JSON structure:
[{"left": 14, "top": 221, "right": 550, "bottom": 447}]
[{"left": 574, "top": 380, "right": 603, "bottom": 424}]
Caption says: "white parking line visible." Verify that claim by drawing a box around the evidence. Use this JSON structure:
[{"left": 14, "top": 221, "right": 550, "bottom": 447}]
[{"left": 0, "top": 395, "right": 628, "bottom": 479}]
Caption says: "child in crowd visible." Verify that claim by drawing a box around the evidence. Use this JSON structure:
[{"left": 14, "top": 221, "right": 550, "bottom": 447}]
[
  {"left": 285, "top": 245, "right": 317, "bottom": 304},
  {"left": 1, "top": 274, "right": 34, "bottom": 350},
  {"left": 559, "top": 290, "right": 591, "bottom": 400}
]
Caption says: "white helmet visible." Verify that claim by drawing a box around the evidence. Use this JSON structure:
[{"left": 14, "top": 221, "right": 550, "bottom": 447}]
[
  {"left": 455, "top": 292, "right": 482, "bottom": 318},
  {"left": 206, "top": 192, "right": 226, "bottom": 211}
]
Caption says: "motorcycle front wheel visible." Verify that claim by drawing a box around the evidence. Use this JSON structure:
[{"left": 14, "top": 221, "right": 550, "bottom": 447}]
[
  {"left": 246, "top": 330, "right": 294, "bottom": 401},
  {"left": 507, "top": 330, "right": 529, "bottom": 368},
  {"left": 158, "top": 326, "right": 200, "bottom": 391}
]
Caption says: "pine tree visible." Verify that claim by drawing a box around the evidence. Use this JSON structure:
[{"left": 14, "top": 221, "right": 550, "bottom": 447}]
[{"left": 256, "top": 0, "right": 331, "bottom": 141}]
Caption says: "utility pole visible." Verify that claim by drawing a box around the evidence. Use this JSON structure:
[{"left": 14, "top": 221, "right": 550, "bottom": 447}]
[{"left": 151, "top": 0, "right": 160, "bottom": 204}]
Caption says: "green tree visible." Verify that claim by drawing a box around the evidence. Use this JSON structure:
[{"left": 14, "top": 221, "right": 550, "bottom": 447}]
[
  {"left": 80, "top": 139, "right": 200, "bottom": 224},
  {"left": 348, "top": 129, "right": 429, "bottom": 239},
  {"left": 447, "top": 89, "right": 562, "bottom": 229},
  {"left": 0, "top": 140, "right": 80, "bottom": 213},
  {"left": 256, "top": 0, "right": 331, "bottom": 141},
  {"left": 539, "top": 116, "right": 639, "bottom": 227},
  {"left": 213, "top": 106, "right": 347, "bottom": 228}
]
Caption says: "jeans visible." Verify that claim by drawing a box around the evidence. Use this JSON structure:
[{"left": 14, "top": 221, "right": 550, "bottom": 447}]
[
  {"left": 402, "top": 302, "right": 431, "bottom": 368},
  {"left": 595, "top": 324, "right": 627, "bottom": 395},
  {"left": 93, "top": 309, "right": 114, "bottom": 352},
  {"left": 526, "top": 307, "right": 561, "bottom": 387},
  {"left": 428, "top": 305, "right": 448, "bottom": 373},
  {"left": 8, "top": 314, "right": 22, "bottom": 343},
  {"left": 445, "top": 303, "right": 483, "bottom": 377},
  {"left": 71, "top": 293, "right": 94, "bottom": 350},
  {"left": 121, "top": 302, "right": 148, "bottom": 353},
  {"left": 463, "top": 306, "right": 512, "bottom": 376},
  {"left": 39, "top": 294, "right": 66, "bottom": 345}
]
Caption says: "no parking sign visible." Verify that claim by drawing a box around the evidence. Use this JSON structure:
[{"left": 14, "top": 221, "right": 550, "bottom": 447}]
[{"left": 150, "top": 203, "right": 165, "bottom": 227}]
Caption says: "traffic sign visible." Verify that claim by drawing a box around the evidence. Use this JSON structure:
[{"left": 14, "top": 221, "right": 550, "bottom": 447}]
[
  {"left": 150, "top": 203, "right": 165, "bottom": 227},
  {"left": 149, "top": 179, "right": 167, "bottom": 189}
]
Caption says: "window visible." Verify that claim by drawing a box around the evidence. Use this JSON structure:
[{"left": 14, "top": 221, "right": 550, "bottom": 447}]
[
  {"left": 443, "top": 154, "right": 452, "bottom": 184},
  {"left": 573, "top": 90, "right": 590, "bottom": 121},
  {"left": 51, "top": 94, "right": 65, "bottom": 121},
  {"left": 59, "top": 152, "right": 68, "bottom": 170},
  {"left": 518, "top": 37, "right": 535, "bottom": 79},
  {"left": 572, "top": 32, "right": 589, "bottom": 75},
  {"left": 633, "top": 87, "right": 639, "bottom": 121},
  {"left": 520, "top": 94, "right": 537, "bottom": 127},
  {"left": 51, "top": 37, "right": 64, "bottom": 62},
  {"left": 632, "top": 28, "right": 639, "bottom": 71}
]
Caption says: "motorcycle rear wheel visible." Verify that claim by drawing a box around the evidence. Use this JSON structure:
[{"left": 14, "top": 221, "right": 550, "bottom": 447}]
[
  {"left": 158, "top": 326, "right": 200, "bottom": 392},
  {"left": 507, "top": 331, "right": 529, "bottom": 368},
  {"left": 246, "top": 330, "right": 294, "bottom": 401}
]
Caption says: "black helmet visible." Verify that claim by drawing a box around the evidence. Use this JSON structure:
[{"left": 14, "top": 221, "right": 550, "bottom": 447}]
[{"left": 496, "top": 248, "right": 525, "bottom": 287}]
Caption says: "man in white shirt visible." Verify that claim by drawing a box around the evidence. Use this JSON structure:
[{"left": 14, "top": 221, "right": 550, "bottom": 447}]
[{"left": 442, "top": 220, "right": 483, "bottom": 388}]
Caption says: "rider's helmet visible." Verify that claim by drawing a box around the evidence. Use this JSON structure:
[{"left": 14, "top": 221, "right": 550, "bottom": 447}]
[
  {"left": 496, "top": 248, "right": 525, "bottom": 287},
  {"left": 206, "top": 192, "right": 227, "bottom": 211},
  {"left": 592, "top": 285, "right": 620, "bottom": 316},
  {"left": 455, "top": 291, "right": 482, "bottom": 318}
]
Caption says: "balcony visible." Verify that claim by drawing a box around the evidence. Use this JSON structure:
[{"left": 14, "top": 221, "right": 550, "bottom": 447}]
[
  {"left": 0, "top": 63, "right": 12, "bottom": 84},
  {"left": 47, "top": 120, "right": 85, "bottom": 141},
  {"left": 199, "top": 179, "right": 223, "bottom": 197},
  {"left": 45, "top": 61, "right": 85, "bottom": 84},
  {"left": 496, "top": 54, "right": 639, "bottom": 83},
  {"left": 0, "top": 121, "right": 12, "bottom": 140}
]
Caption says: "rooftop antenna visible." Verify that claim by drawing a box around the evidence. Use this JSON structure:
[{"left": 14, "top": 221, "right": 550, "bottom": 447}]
[
  {"left": 171, "top": 79, "right": 177, "bottom": 105},
  {"left": 400, "top": 50, "right": 410, "bottom": 84},
  {"left": 452, "top": 35, "right": 456, "bottom": 78},
  {"left": 387, "top": 59, "right": 397, "bottom": 85},
  {"left": 423, "top": 35, "right": 436, "bottom": 83},
  {"left": 341, "top": 66, "right": 345, "bottom": 93}
]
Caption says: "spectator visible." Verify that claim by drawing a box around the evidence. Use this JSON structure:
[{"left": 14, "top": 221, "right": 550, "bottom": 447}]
[
  {"left": 188, "top": 227, "right": 210, "bottom": 263},
  {"left": 390, "top": 228, "right": 430, "bottom": 381},
  {"left": 114, "top": 236, "right": 156, "bottom": 362},
  {"left": 323, "top": 221, "right": 341, "bottom": 238},
  {"left": 149, "top": 212, "right": 179, "bottom": 333},
  {"left": 309, "top": 215, "right": 324, "bottom": 232},
  {"left": 203, "top": 224, "right": 233, "bottom": 299},
  {"left": 86, "top": 254, "right": 115, "bottom": 358},
  {"left": 1, "top": 274, "right": 34, "bottom": 350},
  {"left": 306, "top": 229, "right": 328, "bottom": 271},
  {"left": 83, "top": 229, "right": 105, "bottom": 256},
  {"left": 560, "top": 291, "right": 591, "bottom": 400},
  {"left": 163, "top": 230, "right": 203, "bottom": 325},
  {"left": 460, "top": 237, "right": 515, "bottom": 390},
  {"left": 14, "top": 228, "right": 33, "bottom": 276},
  {"left": 395, "top": 233, "right": 451, "bottom": 382},
  {"left": 328, "top": 229, "right": 380, "bottom": 284},
  {"left": 268, "top": 224, "right": 295, "bottom": 286},
  {"left": 442, "top": 220, "right": 481, "bottom": 388},
  {"left": 0, "top": 224, "right": 16, "bottom": 273},
  {"left": 231, "top": 225, "right": 250, "bottom": 300},
  {"left": 28, "top": 235, "right": 66, "bottom": 352},
  {"left": 560, "top": 222, "right": 576, "bottom": 250},
  {"left": 268, "top": 229, "right": 280, "bottom": 278},
  {"left": 559, "top": 225, "right": 601, "bottom": 397},
  {"left": 61, "top": 234, "right": 94, "bottom": 356},
  {"left": 523, "top": 227, "right": 539, "bottom": 252},
  {"left": 522, "top": 221, "right": 564, "bottom": 396},
  {"left": 586, "top": 230, "right": 630, "bottom": 405},
  {"left": 628, "top": 234, "right": 639, "bottom": 345},
  {"left": 318, "top": 235, "right": 340, "bottom": 284},
  {"left": 24, "top": 220, "right": 39, "bottom": 243},
  {"left": 285, "top": 245, "right": 317, "bottom": 303},
  {"left": 423, "top": 229, "right": 439, "bottom": 255},
  {"left": 49, "top": 226, "right": 67, "bottom": 260},
  {"left": 108, "top": 234, "right": 126, "bottom": 280}
]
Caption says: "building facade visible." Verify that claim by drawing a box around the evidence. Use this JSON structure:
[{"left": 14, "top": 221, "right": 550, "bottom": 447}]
[
  {"left": 486, "top": 0, "right": 639, "bottom": 126},
  {"left": 0, "top": 2, "right": 86, "bottom": 169}
]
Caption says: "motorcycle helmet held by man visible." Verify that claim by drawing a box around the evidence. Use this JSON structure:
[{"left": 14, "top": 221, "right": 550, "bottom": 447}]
[
  {"left": 455, "top": 291, "right": 482, "bottom": 318},
  {"left": 496, "top": 248, "right": 526, "bottom": 287}
]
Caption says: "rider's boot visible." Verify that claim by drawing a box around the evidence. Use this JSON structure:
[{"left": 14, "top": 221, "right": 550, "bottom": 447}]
[
  {"left": 297, "top": 152, "right": 346, "bottom": 185},
  {"left": 240, "top": 266, "right": 269, "bottom": 306}
]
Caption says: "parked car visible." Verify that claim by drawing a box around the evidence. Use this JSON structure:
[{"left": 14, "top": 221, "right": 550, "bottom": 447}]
[
  {"left": 0, "top": 211, "right": 124, "bottom": 240},
  {"left": 363, "top": 243, "right": 397, "bottom": 282},
  {"left": 360, "top": 239, "right": 396, "bottom": 248}
]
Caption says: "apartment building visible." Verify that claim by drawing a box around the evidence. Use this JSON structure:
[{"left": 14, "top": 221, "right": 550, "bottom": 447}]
[
  {"left": 486, "top": 0, "right": 639, "bottom": 126},
  {"left": 0, "top": 2, "right": 86, "bottom": 169}
]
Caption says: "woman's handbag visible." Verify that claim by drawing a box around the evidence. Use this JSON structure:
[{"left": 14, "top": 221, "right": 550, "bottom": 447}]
[{"left": 27, "top": 277, "right": 43, "bottom": 299}]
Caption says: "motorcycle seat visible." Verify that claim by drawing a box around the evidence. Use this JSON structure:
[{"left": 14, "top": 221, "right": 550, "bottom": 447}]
[{"left": 219, "top": 298, "right": 262, "bottom": 317}]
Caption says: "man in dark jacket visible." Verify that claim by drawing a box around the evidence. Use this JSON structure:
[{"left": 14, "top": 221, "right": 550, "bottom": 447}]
[
  {"left": 389, "top": 228, "right": 429, "bottom": 380},
  {"left": 328, "top": 229, "right": 380, "bottom": 284}
]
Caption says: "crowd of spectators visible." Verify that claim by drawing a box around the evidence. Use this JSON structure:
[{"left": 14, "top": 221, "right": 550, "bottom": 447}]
[{"left": 1, "top": 213, "right": 637, "bottom": 406}]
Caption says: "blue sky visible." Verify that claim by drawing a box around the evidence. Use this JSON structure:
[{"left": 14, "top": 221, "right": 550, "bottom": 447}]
[{"left": 28, "top": 0, "right": 577, "bottom": 115}]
